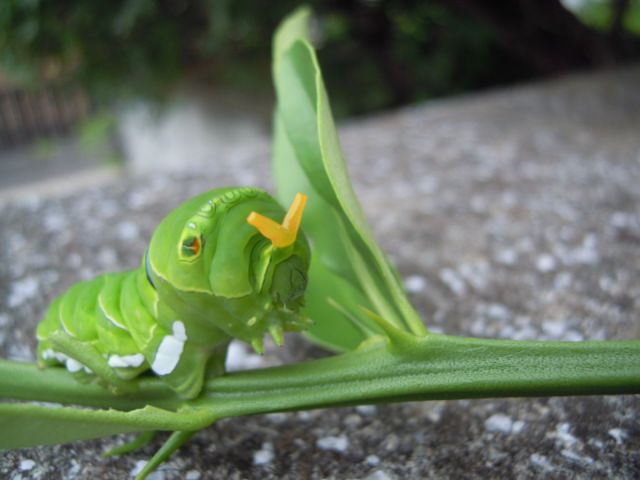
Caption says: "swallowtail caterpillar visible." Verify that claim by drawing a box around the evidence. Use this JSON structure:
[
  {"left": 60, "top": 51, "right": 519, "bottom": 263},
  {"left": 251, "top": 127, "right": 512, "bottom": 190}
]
[{"left": 36, "top": 187, "right": 311, "bottom": 399}]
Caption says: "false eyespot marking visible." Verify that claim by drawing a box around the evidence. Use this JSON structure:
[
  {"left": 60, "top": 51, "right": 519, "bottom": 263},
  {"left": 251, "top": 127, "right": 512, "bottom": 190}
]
[
  {"left": 247, "top": 193, "right": 307, "bottom": 247},
  {"left": 151, "top": 321, "right": 187, "bottom": 376},
  {"left": 179, "top": 219, "right": 203, "bottom": 260}
]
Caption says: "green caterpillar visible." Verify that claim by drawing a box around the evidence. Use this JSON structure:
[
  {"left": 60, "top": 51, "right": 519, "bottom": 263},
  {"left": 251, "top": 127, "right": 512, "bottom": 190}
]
[{"left": 36, "top": 187, "right": 311, "bottom": 399}]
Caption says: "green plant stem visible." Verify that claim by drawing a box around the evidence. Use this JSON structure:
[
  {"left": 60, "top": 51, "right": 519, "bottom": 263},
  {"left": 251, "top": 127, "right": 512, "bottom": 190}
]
[
  {"left": 196, "top": 334, "right": 640, "bottom": 418},
  {"left": 0, "top": 359, "right": 181, "bottom": 411},
  {"left": 2, "top": 335, "right": 638, "bottom": 418}
]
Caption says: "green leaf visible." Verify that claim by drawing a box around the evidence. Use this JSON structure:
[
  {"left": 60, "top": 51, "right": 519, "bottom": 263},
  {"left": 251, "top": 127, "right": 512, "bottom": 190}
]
[
  {"left": 0, "top": 359, "right": 212, "bottom": 450},
  {"left": 272, "top": 8, "right": 427, "bottom": 350},
  {"left": 0, "top": 402, "right": 214, "bottom": 449}
]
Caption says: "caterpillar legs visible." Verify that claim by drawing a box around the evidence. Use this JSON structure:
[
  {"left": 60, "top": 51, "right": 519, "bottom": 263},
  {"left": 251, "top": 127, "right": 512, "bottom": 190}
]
[
  {"left": 103, "top": 431, "right": 156, "bottom": 457},
  {"left": 135, "top": 431, "right": 196, "bottom": 480},
  {"left": 104, "top": 430, "right": 197, "bottom": 480},
  {"left": 46, "top": 331, "right": 138, "bottom": 395}
]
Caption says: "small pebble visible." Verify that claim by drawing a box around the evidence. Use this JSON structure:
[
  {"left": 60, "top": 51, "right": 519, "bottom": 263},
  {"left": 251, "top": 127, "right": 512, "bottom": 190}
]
[
  {"left": 344, "top": 413, "right": 362, "bottom": 428},
  {"left": 253, "top": 442, "right": 275, "bottom": 465},
  {"left": 316, "top": 435, "right": 349, "bottom": 453},
  {"left": 530, "top": 453, "right": 554, "bottom": 472},
  {"left": 496, "top": 248, "right": 517, "bottom": 265},
  {"left": 185, "top": 470, "right": 201, "bottom": 480},
  {"left": 8, "top": 277, "right": 39, "bottom": 308},
  {"left": 561, "top": 449, "right": 594, "bottom": 465},
  {"left": 553, "top": 423, "right": 578, "bottom": 448},
  {"left": 19, "top": 460, "right": 35, "bottom": 471},
  {"left": 404, "top": 275, "right": 426, "bottom": 293},
  {"left": 225, "top": 341, "right": 266, "bottom": 371},
  {"left": 542, "top": 320, "right": 567, "bottom": 339},
  {"left": 117, "top": 221, "right": 140, "bottom": 240},
  {"left": 130, "top": 461, "right": 148, "bottom": 478},
  {"left": 365, "top": 455, "right": 380, "bottom": 466},
  {"left": 365, "top": 471, "right": 395, "bottom": 480},
  {"left": 439, "top": 268, "right": 467, "bottom": 296},
  {"left": 265, "top": 412, "right": 288, "bottom": 424},
  {"left": 356, "top": 405, "right": 377, "bottom": 415},
  {"left": 536, "top": 254, "right": 557, "bottom": 272},
  {"left": 608, "top": 428, "right": 627, "bottom": 445},
  {"left": 485, "top": 413, "right": 513, "bottom": 433},
  {"left": 486, "top": 303, "right": 510, "bottom": 321},
  {"left": 512, "top": 420, "right": 526, "bottom": 433}
]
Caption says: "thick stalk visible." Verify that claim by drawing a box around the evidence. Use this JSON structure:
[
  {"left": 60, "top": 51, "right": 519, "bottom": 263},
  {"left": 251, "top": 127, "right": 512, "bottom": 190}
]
[
  {"left": 1, "top": 335, "right": 639, "bottom": 416},
  {"left": 0, "top": 359, "right": 181, "bottom": 410},
  {"left": 196, "top": 334, "right": 640, "bottom": 417}
]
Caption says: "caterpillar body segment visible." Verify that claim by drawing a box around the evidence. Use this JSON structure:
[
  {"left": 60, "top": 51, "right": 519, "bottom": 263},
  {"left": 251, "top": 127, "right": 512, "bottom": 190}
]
[{"left": 36, "top": 187, "right": 311, "bottom": 399}]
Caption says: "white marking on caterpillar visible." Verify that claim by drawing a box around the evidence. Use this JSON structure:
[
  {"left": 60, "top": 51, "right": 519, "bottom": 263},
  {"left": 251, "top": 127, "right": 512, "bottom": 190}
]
[
  {"left": 151, "top": 321, "right": 187, "bottom": 375},
  {"left": 65, "top": 358, "right": 83, "bottom": 373},
  {"left": 108, "top": 353, "right": 145, "bottom": 368},
  {"left": 43, "top": 349, "right": 92, "bottom": 373},
  {"left": 43, "top": 349, "right": 68, "bottom": 363}
]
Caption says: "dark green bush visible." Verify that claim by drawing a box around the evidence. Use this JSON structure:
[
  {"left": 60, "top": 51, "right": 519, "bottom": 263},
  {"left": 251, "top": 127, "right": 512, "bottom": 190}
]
[{"left": 1, "top": 1, "right": 638, "bottom": 116}]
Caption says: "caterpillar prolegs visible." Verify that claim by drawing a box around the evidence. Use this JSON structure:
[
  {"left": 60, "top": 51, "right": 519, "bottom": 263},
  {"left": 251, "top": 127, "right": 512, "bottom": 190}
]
[{"left": 36, "top": 187, "right": 311, "bottom": 399}]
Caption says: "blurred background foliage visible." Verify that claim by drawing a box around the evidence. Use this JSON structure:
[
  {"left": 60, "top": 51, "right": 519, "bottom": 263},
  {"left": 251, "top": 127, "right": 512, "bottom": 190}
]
[{"left": 1, "top": 0, "right": 639, "bottom": 118}]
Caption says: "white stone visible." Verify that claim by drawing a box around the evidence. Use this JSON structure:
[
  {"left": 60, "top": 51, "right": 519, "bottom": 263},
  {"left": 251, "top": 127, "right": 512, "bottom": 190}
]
[
  {"left": 486, "top": 303, "right": 510, "bottom": 321},
  {"left": 117, "top": 221, "right": 140, "bottom": 240},
  {"left": 496, "top": 248, "right": 517, "bottom": 265},
  {"left": 356, "top": 405, "right": 377, "bottom": 415},
  {"left": 130, "top": 460, "right": 148, "bottom": 477},
  {"left": 66, "top": 459, "right": 81, "bottom": 477},
  {"left": 512, "top": 420, "right": 526, "bottom": 433},
  {"left": 19, "top": 460, "right": 35, "bottom": 471},
  {"left": 8, "top": 276, "right": 39, "bottom": 308},
  {"left": 610, "top": 212, "right": 629, "bottom": 228},
  {"left": 185, "top": 471, "right": 201, "bottom": 480},
  {"left": 536, "top": 254, "right": 557, "bottom": 272},
  {"left": 225, "top": 340, "right": 266, "bottom": 371},
  {"left": 564, "top": 330, "right": 584, "bottom": 342},
  {"left": 404, "top": 275, "right": 426, "bottom": 293},
  {"left": 439, "top": 268, "right": 467, "bottom": 296},
  {"left": 265, "top": 412, "right": 288, "bottom": 424},
  {"left": 365, "top": 455, "right": 380, "bottom": 466},
  {"left": 253, "top": 442, "right": 275, "bottom": 465},
  {"left": 561, "top": 449, "right": 594, "bottom": 465},
  {"left": 316, "top": 435, "right": 349, "bottom": 453},
  {"left": 365, "top": 471, "right": 395, "bottom": 480},
  {"left": 484, "top": 413, "right": 513, "bottom": 433},
  {"left": 542, "top": 320, "right": 567, "bottom": 339},
  {"left": 530, "top": 453, "right": 554, "bottom": 472},
  {"left": 608, "top": 428, "right": 627, "bottom": 445},
  {"left": 553, "top": 423, "right": 578, "bottom": 448},
  {"left": 553, "top": 272, "right": 573, "bottom": 290}
]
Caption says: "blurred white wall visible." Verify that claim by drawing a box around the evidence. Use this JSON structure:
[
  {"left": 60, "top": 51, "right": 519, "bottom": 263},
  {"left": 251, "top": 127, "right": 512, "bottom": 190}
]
[{"left": 117, "top": 85, "right": 272, "bottom": 175}]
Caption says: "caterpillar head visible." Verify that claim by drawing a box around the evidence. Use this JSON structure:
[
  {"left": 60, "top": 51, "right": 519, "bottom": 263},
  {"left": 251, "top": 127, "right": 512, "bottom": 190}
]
[
  {"left": 243, "top": 192, "right": 311, "bottom": 350},
  {"left": 146, "top": 188, "right": 311, "bottom": 353}
]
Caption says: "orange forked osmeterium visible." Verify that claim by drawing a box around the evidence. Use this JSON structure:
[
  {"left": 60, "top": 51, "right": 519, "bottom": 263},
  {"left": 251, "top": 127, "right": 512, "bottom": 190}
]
[{"left": 246, "top": 193, "right": 307, "bottom": 247}]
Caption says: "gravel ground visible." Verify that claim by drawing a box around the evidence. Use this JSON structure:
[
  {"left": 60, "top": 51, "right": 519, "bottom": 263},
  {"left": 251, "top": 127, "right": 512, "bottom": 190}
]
[{"left": 1, "top": 66, "right": 639, "bottom": 479}]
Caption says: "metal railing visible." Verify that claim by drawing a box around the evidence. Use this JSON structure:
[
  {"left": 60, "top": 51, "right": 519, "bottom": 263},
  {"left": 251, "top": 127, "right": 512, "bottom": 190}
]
[{"left": 0, "top": 87, "right": 89, "bottom": 148}]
